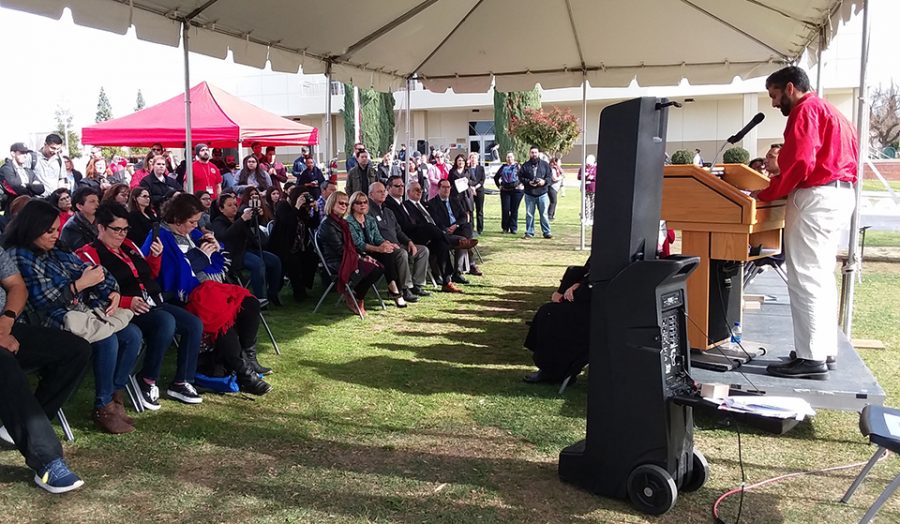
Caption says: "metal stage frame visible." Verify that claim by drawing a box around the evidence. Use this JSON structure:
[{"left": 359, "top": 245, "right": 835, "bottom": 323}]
[{"left": 690, "top": 270, "right": 885, "bottom": 412}]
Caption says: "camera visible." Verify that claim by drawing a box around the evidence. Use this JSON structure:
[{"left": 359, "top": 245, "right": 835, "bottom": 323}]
[{"left": 249, "top": 196, "right": 261, "bottom": 209}]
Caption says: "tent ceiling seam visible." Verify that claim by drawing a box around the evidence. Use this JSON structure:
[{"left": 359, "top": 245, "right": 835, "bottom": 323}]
[
  {"left": 335, "top": 0, "right": 439, "bottom": 61},
  {"left": 744, "top": 0, "right": 820, "bottom": 27},
  {"left": 564, "top": 0, "right": 585, "bottom": 70},
  {"left": 422, "top": 59, "right": 788, "bottom": 80},
  {"left": 680, "top": 0, "right": 790, "bottom": 61},
  {"left": 184, "top": 0, "right": 221, "bottom": 21},
  {"left": 412, "top": 0, "right": 486, "bottom": 76}
]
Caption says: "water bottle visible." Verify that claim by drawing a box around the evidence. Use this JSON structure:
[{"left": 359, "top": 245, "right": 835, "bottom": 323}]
[{"left": 730, "top": 322, "right": 743, "bottom": 350}]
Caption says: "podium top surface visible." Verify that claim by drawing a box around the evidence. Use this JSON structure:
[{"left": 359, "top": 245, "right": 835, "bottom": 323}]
[{"left": 662, "top": 164, "right": 784, "bottom": 229}]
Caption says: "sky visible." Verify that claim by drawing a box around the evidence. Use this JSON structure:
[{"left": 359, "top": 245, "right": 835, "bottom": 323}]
[{"left": 0, "top": 1, "right": 897, "bottom": 155}]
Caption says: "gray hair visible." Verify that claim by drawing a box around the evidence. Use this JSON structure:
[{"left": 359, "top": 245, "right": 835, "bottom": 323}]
[
  {"left": 368, "top": 181, "right": 385, "bottom": 195},
  {"left": 406, "top": 179, "right": 421, "bottom": 192}
]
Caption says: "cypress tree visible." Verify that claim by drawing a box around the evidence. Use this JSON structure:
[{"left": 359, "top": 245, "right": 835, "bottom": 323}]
[{"left": 494, "top": 87, "right": 540, "bottom": 161}]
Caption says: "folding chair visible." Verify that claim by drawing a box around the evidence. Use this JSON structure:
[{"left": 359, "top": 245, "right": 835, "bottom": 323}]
[
  {"left": 229, "top": 273, "right": 281, "bottom": 355},
  {"left": 22, "top": 366, "right": 75, "bottom": 442},
  {"left": 312, "top": 230, "right": 365, "bottom": 319},
  {"left": 841, "top": 404, "right": 900, "bottom": 524}
]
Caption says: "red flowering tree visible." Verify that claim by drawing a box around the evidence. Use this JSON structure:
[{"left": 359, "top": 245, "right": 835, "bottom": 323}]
[{"left": 508, "top": 106, "right": 581, "bottom": 157}]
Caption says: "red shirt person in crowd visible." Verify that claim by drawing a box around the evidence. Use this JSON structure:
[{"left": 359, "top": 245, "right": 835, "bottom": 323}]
[
  {"left": 191, "top": 144, "right": 222, "bottom": 198},
  {"left": 757, "top": 66, "right": 858, "bottom": 381}
]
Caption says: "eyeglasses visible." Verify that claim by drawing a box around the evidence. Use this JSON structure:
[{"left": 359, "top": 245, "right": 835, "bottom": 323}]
[
  {"left": 390, "top": 184, "right": 404, "bottom": 188},
  {"left": 106, "top": 225, "right": 130, "bottom": 235},
  {"left": 335, "top": 201, "right": 349, "bottom": 206},
  {"left": 353, "top": 200, "right": 368, "bottom": 205}
]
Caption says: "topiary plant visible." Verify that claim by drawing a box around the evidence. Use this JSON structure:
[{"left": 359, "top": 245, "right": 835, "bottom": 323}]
[
  {"left": 670, "top": 149, "right": 693, "bottom": 164},
  {"left": 723, "top": 146, "right": 750, "bottom": 164}
]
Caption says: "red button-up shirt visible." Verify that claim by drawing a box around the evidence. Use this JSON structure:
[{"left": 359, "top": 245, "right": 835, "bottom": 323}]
[{"left": 757, "top": 93, "right": 858, "bottom": 202}]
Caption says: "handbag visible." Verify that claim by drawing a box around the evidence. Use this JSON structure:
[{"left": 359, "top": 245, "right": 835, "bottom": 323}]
[{"left": 63, "top": 305, "right": 134, "bottom": 343}]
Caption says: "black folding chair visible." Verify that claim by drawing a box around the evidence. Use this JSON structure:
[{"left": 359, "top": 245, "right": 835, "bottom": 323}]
[{"left": 312, "top": 230, "right": 365, "bottom": 319}]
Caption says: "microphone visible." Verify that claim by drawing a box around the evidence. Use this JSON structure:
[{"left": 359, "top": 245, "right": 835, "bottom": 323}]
[
  {"left": 710, "top": 113, "right": 766, "bottom": 167},
  {"left": 727, "top": 113, "right": 765, "bottom": 144}
]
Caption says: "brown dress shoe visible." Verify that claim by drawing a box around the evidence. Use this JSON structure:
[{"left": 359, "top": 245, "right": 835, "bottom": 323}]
[
  {"left": 111, "top": 390, "right": 135, "bottom": 425},
  {"left": 92, "top": 402, "right": 135, "bottom": 434},
  {"left": 442, "top": 282, "right": 463, "bottom": 293}
]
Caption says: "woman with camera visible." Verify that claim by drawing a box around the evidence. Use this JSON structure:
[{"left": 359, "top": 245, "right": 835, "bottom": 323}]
[
  {"left": 3, "top": 200, "right": 143, "bottom": 434},
  {"left": 153, "top": 194, "right": 272, "bottom": 393},
  {"left": 268, "top": 186, "right": 320, "bottom": 302},
  {"left": 77, "top": 203, "right": 204, "bottom": 408},
  {"left": 210, "top": 192, "right": 284, "bottom": 306}
]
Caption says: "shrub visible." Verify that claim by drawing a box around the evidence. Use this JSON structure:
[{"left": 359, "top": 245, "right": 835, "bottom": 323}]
[
  {"left": 670, "top": 150, "right": 693, "bottom": 164},
  {"left": 723, "top": 146, "right": 750, "bottom": 164}
]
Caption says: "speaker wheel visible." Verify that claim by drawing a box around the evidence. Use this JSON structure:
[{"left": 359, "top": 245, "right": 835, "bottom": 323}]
[
  {"left": 681, "top": 449, "right": 709, "bottom": 492},
  {"left": 626, "top": 464, "right": 678, "bottom": 515}
]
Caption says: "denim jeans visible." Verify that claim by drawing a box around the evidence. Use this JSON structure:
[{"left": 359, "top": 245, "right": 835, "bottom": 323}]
[
  {"left": 131, "top": 303, "right": 203, "bottom": 384},
  {"left": 91, "top": 323, "right": 143, "bottom": 408},
  {"left": 499, "top": 190, "right": 524, "bottom": 233},
  {"left": 243, "top": 250, "right": 283, "bottom": 299},
  {"left": 524, "top": 193, "right": 551, "bottom": 237}
]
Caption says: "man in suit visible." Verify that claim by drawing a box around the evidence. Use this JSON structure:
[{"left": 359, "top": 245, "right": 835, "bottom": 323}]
[
  {"left": 427, "top": 178, "right": 483, "bottom": 278},
  {"left": 345, "top": 149, "right": 378, "bottom": 196},
  {"left": 368, "top": 181, "right": 430, "bottom": 301},
  {"left": 401, "top": 180, "right": 465, "bottom": 292}
]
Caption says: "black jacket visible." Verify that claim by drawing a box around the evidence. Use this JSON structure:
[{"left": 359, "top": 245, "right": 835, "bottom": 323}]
[
  {"left": 518, "top": 159, "right": 553, "bottom": 197},
  {"left": 376, "top": 162, "right": 401, "bottom": 183},
  {"left": 0, "top": 158, "right": 40, "bottom": 208},
  {"left": 427, "top": 196, "right": 469, "bottom": 232},
  {"left": 140, "top": 174, "right": 182, "bottom": 210},
  {"left": 59, "top": 212, "right": 98, "bottom": 251},
  {"left": 210, "top": 214, "right": 257, "bottom": 272},
  {"left": 269, "top": 200, "right": 319, "bottom": 260},
  {"left": 468, "top": 165, "right": 486, "bottom": 193},
  {"left": 368, "top": 201, "right": 410, "bottom": 245},
  {"left": 127, "top": 209, "right": 156, "bottom": 246},
  {"left": 316, "top": 215, "right": 345, "bottom": 273}
]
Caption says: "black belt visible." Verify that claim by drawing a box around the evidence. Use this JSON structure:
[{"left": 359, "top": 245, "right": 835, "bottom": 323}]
[{"left": 823, "top": 180, "right": 853, "bottom": 189}]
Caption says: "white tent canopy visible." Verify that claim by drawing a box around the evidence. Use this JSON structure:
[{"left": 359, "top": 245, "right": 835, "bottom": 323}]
[{"left": 1, "top": 0, "right": 858, "bottom": 93}]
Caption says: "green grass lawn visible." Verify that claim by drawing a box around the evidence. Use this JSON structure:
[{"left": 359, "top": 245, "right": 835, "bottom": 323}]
[
  {"left": 862, "top": 179, "right": 900, "bottom": 192},
  {"left": 2, "top": 193, "right": 899, "bottom": 523}
]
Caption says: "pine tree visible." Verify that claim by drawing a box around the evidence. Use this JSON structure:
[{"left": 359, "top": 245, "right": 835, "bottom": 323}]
[
  {"left": 359, "top": 89, "right": 396, "bottom": 157},
  {"left": 95, "top": 87, "right": 113, "bottom": 122},
  {"left": 342, "top": 83, "right": 356, "bottom": 159},
  {"left": 135, "top": 89, "right": 146, "bottom": 111},
  {"left": 53, "top": 107, "right": 82, "bottom": 158},
  {"left": 494, "top": 87, "right": 541, "bottom": 161}
]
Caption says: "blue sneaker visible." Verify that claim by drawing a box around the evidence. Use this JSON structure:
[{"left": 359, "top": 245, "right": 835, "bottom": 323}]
[{"left": 34, "top": 458, "right": 84, "bottom": 494}]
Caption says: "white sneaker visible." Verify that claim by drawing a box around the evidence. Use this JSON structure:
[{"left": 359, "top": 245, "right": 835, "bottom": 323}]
[{"left": 0, "top": 425, "right": 14, "bottom": 445}]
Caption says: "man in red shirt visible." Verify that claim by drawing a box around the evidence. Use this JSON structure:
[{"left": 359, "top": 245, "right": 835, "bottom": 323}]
[
  {"left": 758, "top": 66, "right": 858, "bottom": 380},
  {"left": 192, "top": 144, "right": 222, "bottom": 198}
]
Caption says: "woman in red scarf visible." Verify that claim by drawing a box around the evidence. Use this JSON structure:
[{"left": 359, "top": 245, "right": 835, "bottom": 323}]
[{"left": 316, "top": 191, "right": 383, "bottom": 317}]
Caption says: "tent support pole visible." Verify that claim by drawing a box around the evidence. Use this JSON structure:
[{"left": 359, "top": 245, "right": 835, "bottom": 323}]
[
  {"left": 579, "top": 73, "right": 588, "bottom": 251},
  {"left": 406, "top": 77, "right": 412, "bottom": 183},
  {"left": 182, "top": 20, "right": 194, "bottom": 193},
  {"left": 839, "top": 0, "right": 871, "bottom": 337},
  {"left": 353, "top": 85, "right": 361, "bottom": 145},
  {"left": 325, "top": 62, "right": 333, "bottom": 169},
  {"left": 816, "top": 27, "right": 825, "bottom": 96}
]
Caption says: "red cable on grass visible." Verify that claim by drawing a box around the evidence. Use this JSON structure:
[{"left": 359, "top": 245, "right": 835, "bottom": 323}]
[{"left": 712, "top": 453, "right": 888, "bottom": 523}]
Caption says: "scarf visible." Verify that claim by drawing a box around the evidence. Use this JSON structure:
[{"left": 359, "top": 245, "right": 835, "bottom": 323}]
[
  {"left": 185, "top": 280, "right": 251, "bottom": 340},
  {"left": 332, "top": 213, "right": 359, "bottom": 293},
  {"left": 436, "top": 163, "right": 449, "bottom": 180}
]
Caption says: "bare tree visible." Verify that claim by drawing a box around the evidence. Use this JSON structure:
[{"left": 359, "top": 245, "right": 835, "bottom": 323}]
[{"left": 869, "top": 82, "right": 900, "bottom": 151}]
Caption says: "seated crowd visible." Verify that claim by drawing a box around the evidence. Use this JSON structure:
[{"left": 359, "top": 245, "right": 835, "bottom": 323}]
[{"left": 0, "top": 137, "right": 488, "bottom": 494}]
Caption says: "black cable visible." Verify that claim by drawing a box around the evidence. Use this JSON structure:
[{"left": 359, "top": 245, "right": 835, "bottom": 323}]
[{"left": 684, "top": 311, "right": 760, "bottom": 393}]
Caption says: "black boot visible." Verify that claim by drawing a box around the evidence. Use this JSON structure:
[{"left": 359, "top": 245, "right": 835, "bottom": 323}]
[
  {"left": 242, "top": 345, "right": 272, "bottom": 375},
  {"left": 237, "top": 364, "right": 273, "bottom": 396}
]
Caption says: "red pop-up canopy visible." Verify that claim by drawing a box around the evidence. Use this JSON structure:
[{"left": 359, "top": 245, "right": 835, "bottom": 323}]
[{"left": 82, "top": 81, "right": 318, "bottom": 148}]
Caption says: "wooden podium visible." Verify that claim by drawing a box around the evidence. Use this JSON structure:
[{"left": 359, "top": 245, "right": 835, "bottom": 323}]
[{"left": 661, "top": 164, "right": 785, "bottom": 353}]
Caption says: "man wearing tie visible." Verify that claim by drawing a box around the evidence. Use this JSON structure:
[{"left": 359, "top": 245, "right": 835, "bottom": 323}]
[
  {"left": 401, "top": 181, "right": 468, "bottom": 292},
  {"left": 427, "top": 179, "right": 482, "bottom": 278}
]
